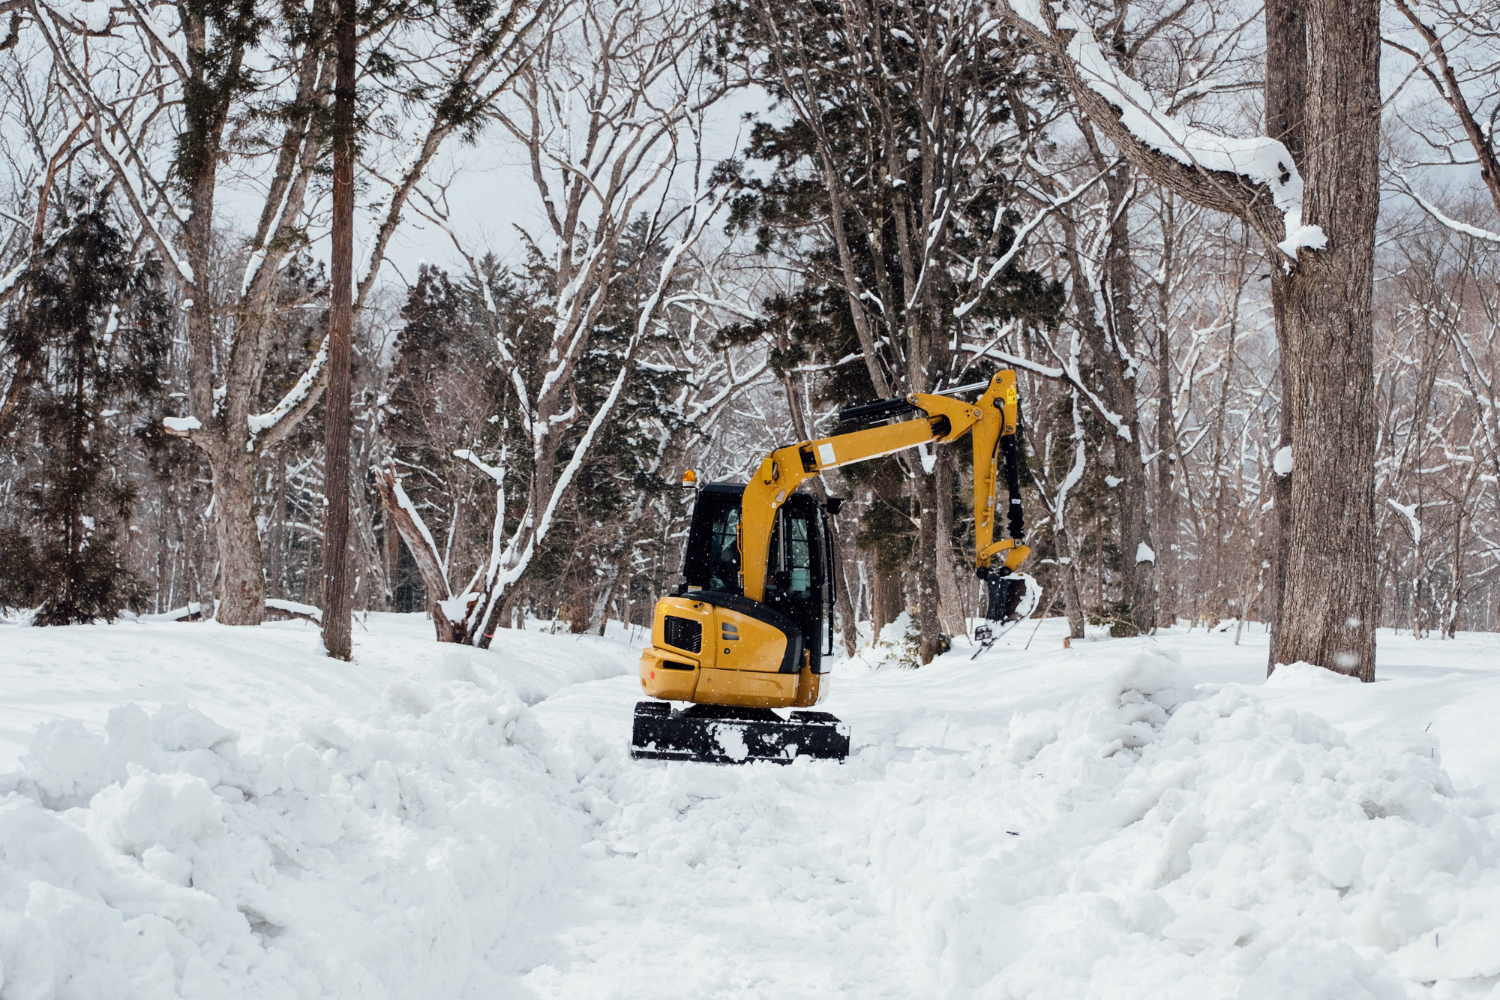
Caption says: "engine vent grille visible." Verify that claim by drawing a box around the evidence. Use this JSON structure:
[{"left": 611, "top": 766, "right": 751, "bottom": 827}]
[{"left": 662, "top": 615, "right": 702, "bottom": 653}]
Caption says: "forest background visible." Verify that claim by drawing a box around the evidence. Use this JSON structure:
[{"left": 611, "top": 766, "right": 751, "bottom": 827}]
[{"left": 1, "top": 0, "right": 1497, "bottom": 668}]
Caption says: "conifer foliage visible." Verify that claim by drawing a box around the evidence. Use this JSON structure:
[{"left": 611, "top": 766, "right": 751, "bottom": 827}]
[{"left": 0, "top": 196, "right": 168, "bottom": 624}]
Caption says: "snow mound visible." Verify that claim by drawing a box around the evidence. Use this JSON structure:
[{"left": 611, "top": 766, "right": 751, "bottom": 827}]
[
  {"left": 1266, "top": 660, "right": 1363, "bottom": 688},
  {"left": 844, "top": 612, "right": 922, "bottom": 673},
  {"left": 0, "top": 682, "right": 586, "bottom": 999},
  {"left": 864, "top": 650, "right": 1500, "bottom": 997}
]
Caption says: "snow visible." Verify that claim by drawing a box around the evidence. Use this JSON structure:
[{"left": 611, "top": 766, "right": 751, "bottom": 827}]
[
  {"left": 162, "top": 415, "right": 202, "bottom": 433},
  {"left": 3, "top": 613, "right": 1500, "bottom": 998},
  {"left": 1274, "top": 445, "right": 1294, "bottom": 476},
  {"left": 1136, "top": 540, "right": 1156, "bottom": 563},
  {"left": 265, "top": 599, "right": 322, "bottom": 622},
  {"left": 436, "top": 592, "right": 477, "bottom": 623},
  {"left": 247, "top": 338, "right": 329, "bottom": 449},
  {"left": 1388, "top": 497, "right": 1423, "bottom": 545}
]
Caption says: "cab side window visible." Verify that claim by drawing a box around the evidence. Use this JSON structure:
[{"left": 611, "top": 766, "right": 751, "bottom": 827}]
[
  {"left": 765, "top": 510, "right": 815, "bottom": 600},
  {"left": 786, "top": 515, "right": 812, "bottom": 596},
  {"left": 708, "top": 506, "right": 741, "bottom": 592}
]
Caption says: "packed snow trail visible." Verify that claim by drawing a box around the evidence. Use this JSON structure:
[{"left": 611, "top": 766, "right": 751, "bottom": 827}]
[
  {"left": 505, "top": 679, "right": 933, "bottom": 998},
  {"left": 2, "top": 614, "right": 1500, "bottom": 999}
]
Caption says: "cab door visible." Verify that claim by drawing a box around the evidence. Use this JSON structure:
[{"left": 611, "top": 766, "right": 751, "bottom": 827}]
[{"left": 762, "top": 493, "right": 830, "bottom": 673}]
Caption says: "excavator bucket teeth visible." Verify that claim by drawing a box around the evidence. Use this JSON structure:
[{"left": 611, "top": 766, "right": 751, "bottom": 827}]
[{"left": 630, "top": 702, "right": 850, "bottom": 764}]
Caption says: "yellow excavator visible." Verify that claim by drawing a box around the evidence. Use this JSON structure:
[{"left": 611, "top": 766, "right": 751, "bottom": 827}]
[{"left": 631, "top": 369, "right": 1039, "bottom": 764}]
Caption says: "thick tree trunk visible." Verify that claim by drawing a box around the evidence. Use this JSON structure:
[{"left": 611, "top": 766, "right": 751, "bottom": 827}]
[
  {"left": 1264, "top": 0, "right": 1304, "bottom": 673},
  {"left": 321, "top": 0, "right": 357, "bottom": 660},
  {"left": 211, "top": 452, "right": 265, "bottom": 625},
  {"left": 1269, "top": 0, "right": 1381, "bottom": 680}
]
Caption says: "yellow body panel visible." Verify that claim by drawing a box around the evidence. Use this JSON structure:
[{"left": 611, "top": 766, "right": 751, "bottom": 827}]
[
  {"left": 640, "top": 594, "right": 816, "bottom": 708},
  {"left": 694, "top": 668, "right": 798, "bottom": 707},
  {"left": 638, "top": 647, "right": 700, "bottom": 700},
  {"left": 792, "top": 666, "right": 822, "bottom": 707}
]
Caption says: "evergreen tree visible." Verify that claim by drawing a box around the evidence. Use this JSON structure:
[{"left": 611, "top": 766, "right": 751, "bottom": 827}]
[
  {"left": 0, "top": 194, "right": 170, "bottom": 624},
  {"left": 711, "top": 0, "right": 1063, "bottom": 652}
]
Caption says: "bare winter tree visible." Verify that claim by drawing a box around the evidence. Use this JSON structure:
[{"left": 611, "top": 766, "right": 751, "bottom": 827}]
[
  {"left": 386, "top": 0, "right": 730, "bottom": 646},
  {"left": 25, "top": 0, "right": 538, "bottom": 625}
]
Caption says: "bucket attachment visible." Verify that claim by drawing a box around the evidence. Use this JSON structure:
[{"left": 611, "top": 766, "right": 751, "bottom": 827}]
[
  {"left": 973, "top": 571, "right": 1042, "bottom": 658},
  {"left": 984, "top": 570, "right": 1041, "bottom": 623},
  {"left": 630, "top": 701, "right": 850, "bottom": 764}
]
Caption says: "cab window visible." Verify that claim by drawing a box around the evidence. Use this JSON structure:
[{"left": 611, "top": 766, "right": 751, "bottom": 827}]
[
  {"left": 708, "top": 506, "right": 741, "bottom": 592},
  {"left": 683, "top": 489, "right": 744, "bottom": 594}
]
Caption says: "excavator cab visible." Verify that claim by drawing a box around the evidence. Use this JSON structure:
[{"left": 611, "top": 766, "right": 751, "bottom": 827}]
[{"left": 681, "top": 485, "right": 834, "bottom": 669}]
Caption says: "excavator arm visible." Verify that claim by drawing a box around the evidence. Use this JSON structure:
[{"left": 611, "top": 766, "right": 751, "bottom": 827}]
[{"left": 738, "top": 370, "right": 1031, "bottom": 604}]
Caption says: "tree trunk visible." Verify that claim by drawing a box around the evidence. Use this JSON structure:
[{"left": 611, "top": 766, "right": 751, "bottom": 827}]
[
  {"left": 872, "top": 564, "right": 901, "bottom": 638},
  {"left": 1264, "top": 0, "right": 1303, "bottom": 674},
  {"left": 934, "top": 451, "right": 967, "bottom": 637},
  {"left": 382, "top": 498, "right": 399, "bottom": 607},
  {"left": 1154, "top": 202, "right": 1179, "bottom": 630},
  {"left": 321, "top": 0, "right": 357, "bottom": 660},
  {"left": 266, "top": 452, "right": 287, "bottom": 600},
  {"left": 211, "top": 451, "right": 266, "bottom": 625},
  {"left": 1270, "top": 0, "right": 1381, "bottom": 680},
  {"left": 916, "top": 473, "right": 943, "bottom": 663},
  {"left": 1062, "top": 551, "right": 1087, "bottom": 640},
  {"left": 830, "top": 523, "right": 860, "bottom": 657},
  {"left": 1101, "top": 167, "right": 1157, "bottom": 633},
  {"left": 1057, "top": 202, "right": 1156, "bottom": 633}
]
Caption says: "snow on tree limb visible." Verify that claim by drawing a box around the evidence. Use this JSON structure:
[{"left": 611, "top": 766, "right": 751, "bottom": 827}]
[
  {"left": 1386, "top": 497, "right": 1422, "bottom": 545},
  {"left": 1392, "top": 170, "right": 1500, "bottom": 244},
  {"left": 999, "top": 0, "right": 1321, "bottom": 258},
  {"left": 162, "top": 415, "right": 202, "bottom": 435},
  {"left": 246, "top": 337, "right": 330, "bottom": 451}
]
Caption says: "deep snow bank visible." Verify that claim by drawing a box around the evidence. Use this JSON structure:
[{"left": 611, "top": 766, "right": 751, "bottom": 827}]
[
  {"left": 0, "top": 612, "right": 638, "bottom": 770},
  {"left": 861, "top": 650, "right": 1500, "bottom": 999},
  {"left": 0, "top": 616, "right": 636, "bottom": 999},
  {"left": 0, "top": 684, "right": 584, "bottom": 999}
]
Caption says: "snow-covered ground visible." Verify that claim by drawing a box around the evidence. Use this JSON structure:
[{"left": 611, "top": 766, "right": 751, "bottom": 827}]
[{"left": 2, "top": 612, "right": 1498, "bottom": 999}]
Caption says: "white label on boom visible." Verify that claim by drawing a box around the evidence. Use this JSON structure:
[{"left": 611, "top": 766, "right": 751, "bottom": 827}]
[{"left": 817, "top": 442, "right": 836, "bottom": 466}]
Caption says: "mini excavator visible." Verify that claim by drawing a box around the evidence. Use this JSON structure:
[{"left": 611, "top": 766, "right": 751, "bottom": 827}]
[{"left": 631, "top": 370, "right": 1040, "bottom": 765}]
